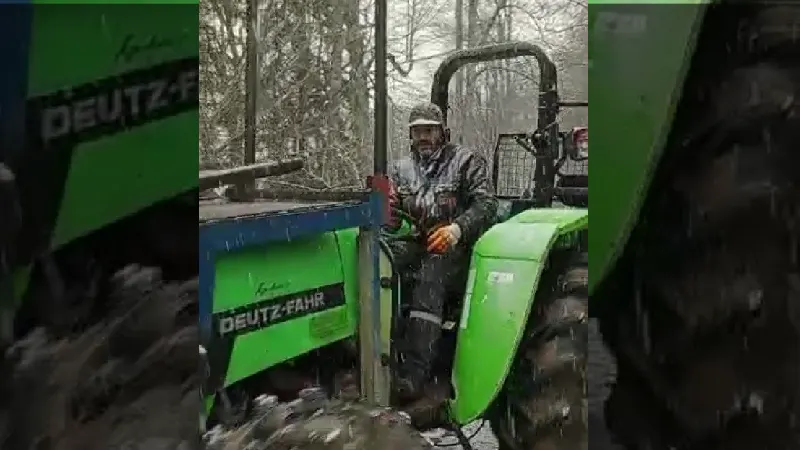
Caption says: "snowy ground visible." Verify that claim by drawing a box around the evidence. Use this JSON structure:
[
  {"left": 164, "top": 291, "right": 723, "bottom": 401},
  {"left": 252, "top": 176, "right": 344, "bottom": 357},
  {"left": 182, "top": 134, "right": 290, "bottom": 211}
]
[{"left": 424, "top": 421, "right": 497, "bottom": 449}]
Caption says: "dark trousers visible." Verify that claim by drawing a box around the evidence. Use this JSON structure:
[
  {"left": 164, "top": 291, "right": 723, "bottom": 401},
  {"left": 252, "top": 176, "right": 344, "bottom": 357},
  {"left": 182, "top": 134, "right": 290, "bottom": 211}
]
[{"left": 389, "top": 240, "right": 468, "bottom": 380}]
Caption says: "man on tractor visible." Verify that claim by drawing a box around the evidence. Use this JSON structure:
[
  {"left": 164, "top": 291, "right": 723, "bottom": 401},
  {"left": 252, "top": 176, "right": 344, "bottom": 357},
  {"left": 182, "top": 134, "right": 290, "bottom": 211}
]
[{"left": 387, "top": 101, "right": 498, "bottom": 403}]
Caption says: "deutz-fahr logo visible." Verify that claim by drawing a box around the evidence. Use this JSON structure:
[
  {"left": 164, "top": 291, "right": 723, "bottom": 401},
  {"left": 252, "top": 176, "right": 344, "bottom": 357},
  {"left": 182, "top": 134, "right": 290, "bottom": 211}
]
[
  {"left": 213, "top": 283, "right": 346, "bottom": 338},
  {"left": 28, "top": 58, "right": 198, "bottom": 146}
]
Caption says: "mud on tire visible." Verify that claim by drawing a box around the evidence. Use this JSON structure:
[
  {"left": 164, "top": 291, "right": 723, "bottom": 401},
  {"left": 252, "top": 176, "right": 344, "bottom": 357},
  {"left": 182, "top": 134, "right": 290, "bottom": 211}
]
[
  {"left": 489, "top": 251, "right": 588, "bottom": 450},
  {"left": 599, "top": 4, "right": 800, "bottom": 449},
  {"left": 204, "top": 388, "right": 431, "bottom": 450},
  {"left": 0, "top": 265, "right": 199, "bottom": 450}
]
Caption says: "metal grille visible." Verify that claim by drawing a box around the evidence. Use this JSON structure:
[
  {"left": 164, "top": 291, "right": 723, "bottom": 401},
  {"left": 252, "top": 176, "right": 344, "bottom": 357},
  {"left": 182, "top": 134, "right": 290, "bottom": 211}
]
[
  {"left": 559, "top": 157, "right": 588, "bottom": 177},
  {"left": 494, "top": 134, "right": 536, "bottom": 198}
]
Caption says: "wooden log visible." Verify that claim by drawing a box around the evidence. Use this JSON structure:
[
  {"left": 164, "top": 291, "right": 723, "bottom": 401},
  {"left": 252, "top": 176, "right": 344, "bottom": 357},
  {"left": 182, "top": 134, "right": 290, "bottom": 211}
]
[{"left": 198, "top": 159, "right": 304, "bottom": 191}]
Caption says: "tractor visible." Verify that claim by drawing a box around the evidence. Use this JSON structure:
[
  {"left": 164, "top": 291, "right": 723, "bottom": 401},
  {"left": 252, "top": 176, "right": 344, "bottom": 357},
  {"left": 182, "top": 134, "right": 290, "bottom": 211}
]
[
  {"left": 200, "top": 41, "right": 588, "bottom": 450},
  {"left": 0, "top": 6, "right": 199, "bottom": 448},
  {"left": 591, "top": 2, "right": 800, "bottom": 448}
]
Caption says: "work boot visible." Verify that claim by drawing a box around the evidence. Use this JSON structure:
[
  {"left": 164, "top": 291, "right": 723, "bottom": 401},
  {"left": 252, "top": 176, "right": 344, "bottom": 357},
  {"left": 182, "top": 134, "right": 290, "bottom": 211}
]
[
  {"left": 393, "top": 370, "right": 425, "bottom": 404},
  {"left": 394, "top": 315, "right": 441, "bottom": 404}
]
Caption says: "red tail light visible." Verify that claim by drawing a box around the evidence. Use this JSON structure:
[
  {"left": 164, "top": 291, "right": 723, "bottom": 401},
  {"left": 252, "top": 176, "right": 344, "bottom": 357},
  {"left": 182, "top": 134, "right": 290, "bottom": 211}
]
[{"left": 572, "top": 127, "right": 588, "bottom": 144}]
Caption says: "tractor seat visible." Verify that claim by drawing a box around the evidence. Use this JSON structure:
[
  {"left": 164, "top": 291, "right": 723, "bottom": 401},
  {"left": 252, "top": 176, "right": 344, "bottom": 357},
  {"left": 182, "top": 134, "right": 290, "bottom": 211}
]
[
  {"left": 557, "top": 174, "right": 588, "bottom": 207},
  {"left": 558, "top": 174, "right": 588, "bottom": 188}
]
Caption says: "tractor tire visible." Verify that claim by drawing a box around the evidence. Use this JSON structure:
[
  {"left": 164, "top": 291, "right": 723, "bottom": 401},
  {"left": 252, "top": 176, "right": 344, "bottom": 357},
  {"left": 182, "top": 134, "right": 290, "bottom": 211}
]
[
  {"left": 0, "top": 265, "right": 199, "bottom": 450},
  {"left": 489, "top": 251, "right": 588, "bottom": 450},
  {"left": 204, "top": 388, "right": 433, "bottom": 450},
  {"left": 599, "top": 4, "right": 800, "bottom": 449}
]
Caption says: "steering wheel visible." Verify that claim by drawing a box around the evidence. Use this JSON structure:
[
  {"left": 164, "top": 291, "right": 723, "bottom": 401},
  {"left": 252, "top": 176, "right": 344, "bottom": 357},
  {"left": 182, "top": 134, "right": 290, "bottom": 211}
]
[{"left": 381, "top": 207, "right": 423, "bottom": 241}]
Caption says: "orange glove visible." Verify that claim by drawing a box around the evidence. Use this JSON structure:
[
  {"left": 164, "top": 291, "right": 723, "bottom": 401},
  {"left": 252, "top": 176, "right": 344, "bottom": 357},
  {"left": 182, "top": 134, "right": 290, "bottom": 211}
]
[{"left": 426, "top": 223, "right": 462, "bottom": 253}]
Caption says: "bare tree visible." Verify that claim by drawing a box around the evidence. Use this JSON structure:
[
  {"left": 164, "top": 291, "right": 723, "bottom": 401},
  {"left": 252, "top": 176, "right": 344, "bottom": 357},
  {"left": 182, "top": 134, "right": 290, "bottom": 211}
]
[{"left": 200, "top": 0, "right": 587, "bottom": 188}]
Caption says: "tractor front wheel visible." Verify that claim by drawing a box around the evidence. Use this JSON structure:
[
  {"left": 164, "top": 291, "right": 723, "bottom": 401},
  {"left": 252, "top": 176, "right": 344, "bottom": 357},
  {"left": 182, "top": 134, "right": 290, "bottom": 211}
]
[{"left": 489, "top": 251, "right": 588, "bottom": 450}]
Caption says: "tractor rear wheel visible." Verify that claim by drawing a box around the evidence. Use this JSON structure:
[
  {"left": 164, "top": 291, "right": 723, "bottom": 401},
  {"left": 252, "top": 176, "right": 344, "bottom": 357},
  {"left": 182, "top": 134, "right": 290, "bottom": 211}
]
[
  {"left": 599, "top": 4, "right": 800, "bottom": 449},
  {"left": 0, "top": 265, "right": 198, "bottom": 450},
  {"left": 489, "top": 251, "right": 588, "bottom": 450}
]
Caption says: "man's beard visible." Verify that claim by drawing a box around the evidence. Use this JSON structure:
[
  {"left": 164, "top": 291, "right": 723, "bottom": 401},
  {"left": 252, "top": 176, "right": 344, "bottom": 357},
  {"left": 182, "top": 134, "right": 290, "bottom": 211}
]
[{"left": 413, "top": 141, "right": 436, "bottom": 158}]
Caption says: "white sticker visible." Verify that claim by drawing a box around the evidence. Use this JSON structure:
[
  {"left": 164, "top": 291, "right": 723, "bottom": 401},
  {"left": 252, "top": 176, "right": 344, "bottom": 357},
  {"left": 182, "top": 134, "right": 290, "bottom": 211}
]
[
  {"left": 459, "top": 269, "right": 477, "bottom": 329},
  {"left": 487, "top": 271, "right": 514, "bottom": 284},
  {"left": 594, "top": 12, "right": 648, "bottom": 35}
]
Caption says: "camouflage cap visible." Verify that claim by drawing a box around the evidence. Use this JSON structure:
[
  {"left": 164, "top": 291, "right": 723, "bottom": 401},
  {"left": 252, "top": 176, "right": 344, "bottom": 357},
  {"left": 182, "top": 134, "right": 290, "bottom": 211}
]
[{"left": 408, "top": 102, "right": 444, "bottom": 127}]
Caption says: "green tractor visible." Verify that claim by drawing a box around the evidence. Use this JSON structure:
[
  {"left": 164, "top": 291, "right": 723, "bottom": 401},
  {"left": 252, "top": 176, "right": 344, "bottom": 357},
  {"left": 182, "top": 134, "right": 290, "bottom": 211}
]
[
  {"left": 200, "top": 42, "right": 588, "bottom": 449},
  {"left": 591, "top": 2, "right": 800, "bottom": 448},
  {"left": 0, "top": 6, "right": 199, "bottom": 448}
]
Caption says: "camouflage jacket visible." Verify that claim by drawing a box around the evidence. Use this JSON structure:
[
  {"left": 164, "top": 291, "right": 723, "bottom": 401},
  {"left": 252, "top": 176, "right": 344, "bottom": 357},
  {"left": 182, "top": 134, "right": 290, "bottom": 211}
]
[{"left": 389, "top": 143, "right": 498, "bottom": 244}]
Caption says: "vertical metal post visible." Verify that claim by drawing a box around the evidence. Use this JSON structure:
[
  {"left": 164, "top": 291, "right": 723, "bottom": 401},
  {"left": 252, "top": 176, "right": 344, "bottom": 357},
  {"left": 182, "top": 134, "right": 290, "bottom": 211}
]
[
  {"left": 359, "top": 0, "right": 390, "bottom": 407},
  {"left": 199, "top": 345, "right": 209, "bottom": 433},
  {"left": 357, "top": 200, "right": 389, "bottom": 406},
  {"left": 373, "top": 0, "right": 388, "bottom": 176},
  {"left": 0, "top": 165, "right": 20, "bottom": 347},
  {"left": 386, "top": 95, "right": 394, "bottom": 161},
  {"left": 244, "top": 0, "right": 258, "bottom": 168}
]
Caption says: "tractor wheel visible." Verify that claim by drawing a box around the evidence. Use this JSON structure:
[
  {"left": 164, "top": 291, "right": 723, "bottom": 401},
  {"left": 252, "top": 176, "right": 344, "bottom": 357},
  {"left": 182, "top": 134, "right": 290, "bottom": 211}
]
[
  {"left": 0, "top": 265, "right": 198, "bottom": 450},
  {"left": 489, "top": 251, "right": 588, "bottom": 450},
  {"left": 599, "top": 4, "right": 800, "bottom": 449},
  {"left": 204, "top": 388, "right": 433, "bottom": 450}
]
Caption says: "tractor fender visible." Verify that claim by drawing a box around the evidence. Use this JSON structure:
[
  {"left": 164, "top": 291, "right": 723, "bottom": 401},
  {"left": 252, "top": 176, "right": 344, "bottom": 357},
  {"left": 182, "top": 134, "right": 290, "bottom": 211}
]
[{"left": 447, "top": 208, "right": 588, "bottom": 424}]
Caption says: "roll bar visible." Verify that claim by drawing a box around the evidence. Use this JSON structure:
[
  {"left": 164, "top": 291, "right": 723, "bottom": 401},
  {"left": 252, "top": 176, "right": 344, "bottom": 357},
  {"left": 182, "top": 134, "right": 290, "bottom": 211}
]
[{"left": 429, "top": 41, "right": 559, "bottom": 138}]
